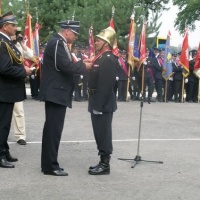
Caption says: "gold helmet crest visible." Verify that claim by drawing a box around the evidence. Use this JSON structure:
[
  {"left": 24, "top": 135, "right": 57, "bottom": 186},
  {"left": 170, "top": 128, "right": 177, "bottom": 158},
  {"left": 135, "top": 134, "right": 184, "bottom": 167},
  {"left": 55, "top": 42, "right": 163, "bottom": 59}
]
[{"left": 96, "top": 27, "right": 116, "bottom": 48}]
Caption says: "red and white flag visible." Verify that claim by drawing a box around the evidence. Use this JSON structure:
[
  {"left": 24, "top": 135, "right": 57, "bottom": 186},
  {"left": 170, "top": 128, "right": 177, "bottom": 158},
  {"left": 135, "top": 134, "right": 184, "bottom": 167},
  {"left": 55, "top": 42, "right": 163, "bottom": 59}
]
[
  {"left": 127, "top": 13, "right": 136, "bottom": 69},
  {"left": 193, "top": 42, "right": 200, "bottom": 78},
  {"left": 23, "top": 13, "right": 35, "bottom": 67},
  {"left": 109, "top": 17, "right": 119, "bottom": 57},
  {"left": 179, "top": 27, "right": 189, "bottom": 77},
  {"left": 89, "top": 25, "right": 95, "bottom": 58},
  {"left": 138, "top": 20, "right": 147, "bottom": 69}
]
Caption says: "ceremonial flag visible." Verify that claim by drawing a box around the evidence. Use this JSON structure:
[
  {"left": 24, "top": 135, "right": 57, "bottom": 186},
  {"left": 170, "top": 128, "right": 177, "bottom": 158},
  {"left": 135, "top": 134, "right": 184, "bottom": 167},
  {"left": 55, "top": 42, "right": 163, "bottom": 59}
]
[
  {"left": 127, "top": 13, "right": 136, "bottom": 69},
  {"left": 33, "top": 22, "right": 41, "bottom": 69},
  {"left": 138, "top": 20, "right": 147, "bottom": 69},
  {"left": 193, "top": 42, "right": 200, "bottom": 78},
  {"left": 109, "top": 16, "right": 119, "bottom": 57},
  {"left": 24, "top": 13, "right": 35, "bottom": 67},
  {"left": 110, "top": 17, "right": 127, "bottom": 74},
  {"left": 179, "top": 27, "right": 189, "bottom": 77},
  {"left": 134, "top": 34, "right": 139, "bottom": 60},
  {"left": 89, "top": 25, "right": 95, "bottom": 58},
  {"left": 162, "top": 31, "right": 173, "bottom": 80}
]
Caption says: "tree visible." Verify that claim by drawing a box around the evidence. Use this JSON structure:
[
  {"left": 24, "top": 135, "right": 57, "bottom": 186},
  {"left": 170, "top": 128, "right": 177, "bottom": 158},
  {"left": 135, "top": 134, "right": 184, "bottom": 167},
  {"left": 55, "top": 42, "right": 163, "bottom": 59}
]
[
  {"left": 3, "top": 0, "right": 166, "bottom": 49},
  {"left": 173, "top": 0, "right": 200, "bottom": 33}
]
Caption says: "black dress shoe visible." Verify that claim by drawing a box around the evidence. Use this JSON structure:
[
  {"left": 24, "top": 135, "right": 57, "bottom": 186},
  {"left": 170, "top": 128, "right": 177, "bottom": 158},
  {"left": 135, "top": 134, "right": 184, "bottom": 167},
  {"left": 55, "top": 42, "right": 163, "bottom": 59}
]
[
  {"left": 5, "top": 153, "right": 18, "bottom": 162},
  {"left": 0, "top": 158, "right": 15, "bottom": 168},
  {"left": 88, "top": 163, "right": 110, "bottom": 175},
  {"left": 41, "top": 167, "right": 64, "bottom": 172},
  {"left": 17, "top": 139, "right": 27, "bottom": 145},
  {"left": 43, "top": 169, "right": 68, "bottom": 176}
]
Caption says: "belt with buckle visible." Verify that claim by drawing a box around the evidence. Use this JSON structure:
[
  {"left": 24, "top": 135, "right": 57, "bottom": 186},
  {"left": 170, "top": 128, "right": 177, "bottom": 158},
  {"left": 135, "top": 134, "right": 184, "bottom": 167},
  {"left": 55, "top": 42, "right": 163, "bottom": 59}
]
[{"left": 88, "top": 89, "right": 97, "bottom": 95}]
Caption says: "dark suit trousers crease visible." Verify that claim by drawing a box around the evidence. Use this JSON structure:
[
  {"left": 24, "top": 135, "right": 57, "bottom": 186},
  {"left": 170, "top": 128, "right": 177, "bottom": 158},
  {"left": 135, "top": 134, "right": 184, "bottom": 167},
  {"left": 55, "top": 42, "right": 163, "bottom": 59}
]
[
  {"left": 0, "top": 102, "right": 14, "bottom": 158},
  {"left": 91, "top": 112, "right": 113, "bottom": 156},
  {"left": 41, "top": 101, "right": 66, "bottom": 171}
]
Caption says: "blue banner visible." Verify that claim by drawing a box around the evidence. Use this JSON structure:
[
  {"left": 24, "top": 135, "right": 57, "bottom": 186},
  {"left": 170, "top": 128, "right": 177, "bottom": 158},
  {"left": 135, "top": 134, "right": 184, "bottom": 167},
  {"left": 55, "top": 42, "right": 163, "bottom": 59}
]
[{"left": 162, "top": 32, "right": 173, "bottom": 80}]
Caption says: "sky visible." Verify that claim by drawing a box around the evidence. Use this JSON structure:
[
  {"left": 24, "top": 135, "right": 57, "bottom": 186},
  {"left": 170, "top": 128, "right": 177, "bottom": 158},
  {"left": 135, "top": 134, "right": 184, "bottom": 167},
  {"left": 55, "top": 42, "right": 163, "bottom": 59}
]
[{"left": 156, "top": 1, "right": 200, "bottom": 49}]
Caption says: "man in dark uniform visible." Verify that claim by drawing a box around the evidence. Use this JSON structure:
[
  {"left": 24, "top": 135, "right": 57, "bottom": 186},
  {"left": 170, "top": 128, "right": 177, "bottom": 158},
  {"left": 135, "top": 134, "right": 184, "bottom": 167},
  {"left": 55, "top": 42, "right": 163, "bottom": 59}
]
[
  {"left": 138, "top": 48, "right": 155, "bottom": 103},
  {"left": 117, "top": 50, "right": 129, "bottom": 101},
  {"left": 0, "top": 11, "right": 32, "bottom": 168},
  {"left": 187, "top": 50, "right": 198, "bottom": 102},
  {"left": 39, "top": 20, "right": 92, "bottom": 176},
  {"left": 88, "top": 27, "right": 118, "bottom": 175},
  {"left": 172, "top": 52, "right": 183, "bottom": 102},
  {"left": 152, "top": 47, "right": 164, "bottom": 102}
]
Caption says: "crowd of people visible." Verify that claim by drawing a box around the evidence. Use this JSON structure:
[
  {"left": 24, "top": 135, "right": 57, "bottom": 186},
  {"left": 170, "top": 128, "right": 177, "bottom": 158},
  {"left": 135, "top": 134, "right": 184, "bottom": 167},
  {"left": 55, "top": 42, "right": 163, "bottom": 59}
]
[
  {"left": 70, "top": 45, "right": 199, "bottom": 104},
  {"left": 0, "top": 10, "right": 199, "bottom": 176}
]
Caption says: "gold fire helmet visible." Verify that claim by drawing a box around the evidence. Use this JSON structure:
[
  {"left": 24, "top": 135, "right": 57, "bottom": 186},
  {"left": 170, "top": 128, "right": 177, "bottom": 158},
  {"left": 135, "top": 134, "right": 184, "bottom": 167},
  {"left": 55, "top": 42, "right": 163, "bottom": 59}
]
[{"left": 96, "top": 27, "right": 116, "bottom": 48}]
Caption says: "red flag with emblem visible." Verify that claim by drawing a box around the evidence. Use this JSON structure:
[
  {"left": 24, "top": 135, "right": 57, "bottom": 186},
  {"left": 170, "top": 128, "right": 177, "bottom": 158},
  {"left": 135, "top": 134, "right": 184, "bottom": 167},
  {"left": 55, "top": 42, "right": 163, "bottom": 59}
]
[
  {"left": 179, "top": 27, "right": 189, "bottom": 77},
  {"left": 89, "top": 25, "right": 95, "bottom": 58},
  {"left": 127, "top": 13, "right": 136, "bottom": 69},
  {"left": 109, "top": 17, "right": 119, "bottom": 57},
  {"left": 23, "top": 13, "right": 35, "bottom": 68},
  {"left": 193, "top": 42, "right": 200, "bottom": 78},
  {"left": 138, "top": 21, "right": 146, "bottom": 69}
]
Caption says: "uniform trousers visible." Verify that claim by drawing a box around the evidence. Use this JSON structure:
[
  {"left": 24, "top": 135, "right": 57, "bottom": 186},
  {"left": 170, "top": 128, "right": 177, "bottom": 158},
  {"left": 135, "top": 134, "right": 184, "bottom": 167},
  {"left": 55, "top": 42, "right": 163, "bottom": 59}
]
[
  {"left": 155, "top": 78, "right": 164, "bottom": 99},
  {"left": 41, "top": 101, "right": 66, "bottom": 172},
  {"left": 118, "top": 80, "right": 127, "bottom": 101},
  {"left": 0, "top": 102, "right": 14, "bottom": 159},
  {"left": 174, "top": 80, "right": 182, "bottom": 101},
  {"left": 91, "top": 112, "right": 113, "bottom": 156},
  {"left": 13, "top": 101, "right": 26, "bottom": 141}
]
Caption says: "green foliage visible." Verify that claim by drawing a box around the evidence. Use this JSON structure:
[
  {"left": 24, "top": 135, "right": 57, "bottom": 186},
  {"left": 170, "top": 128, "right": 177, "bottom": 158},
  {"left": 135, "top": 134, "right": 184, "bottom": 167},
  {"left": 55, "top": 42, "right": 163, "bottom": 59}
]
[
  {"left": 3, "top": 0, "right": 165, "bottom": 49},
  {"left": 173, "top": 0, "right": 200, "bottom": 33}
]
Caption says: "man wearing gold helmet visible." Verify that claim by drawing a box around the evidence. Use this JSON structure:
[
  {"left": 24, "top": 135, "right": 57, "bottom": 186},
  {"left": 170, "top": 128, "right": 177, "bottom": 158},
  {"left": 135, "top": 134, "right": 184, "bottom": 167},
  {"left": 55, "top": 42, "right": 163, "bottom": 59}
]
[{"left": 88, "top": 27, "right": 118, "bottom": 175}]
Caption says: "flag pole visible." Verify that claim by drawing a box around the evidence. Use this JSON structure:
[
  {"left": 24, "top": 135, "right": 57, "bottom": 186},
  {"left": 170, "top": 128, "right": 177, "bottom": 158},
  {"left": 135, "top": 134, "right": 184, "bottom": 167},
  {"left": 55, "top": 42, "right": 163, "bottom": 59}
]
[
  {"left": 164, "top": 80, "right": 167, "bottom": 102},
  {"left": 72, "top": 10, "right": 75, "bottom": 21},
  {"left": 181, "top": 77, "right": 185, "bottom": 102},
  {"left": 25, "top": 0, "right": 30, "bottom": 15},
  {"left": 126, "top": 9, "right": 135, "bottom": 101},
  {"left": 140, "top": 17, "right": 146, "bottom": 99}
]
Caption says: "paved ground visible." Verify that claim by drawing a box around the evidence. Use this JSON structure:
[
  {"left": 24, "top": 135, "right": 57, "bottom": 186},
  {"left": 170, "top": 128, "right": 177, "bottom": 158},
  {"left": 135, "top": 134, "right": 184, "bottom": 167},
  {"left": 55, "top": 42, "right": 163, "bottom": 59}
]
[{"left": 1, "top": 95, "right": 200, "bottom": 200}]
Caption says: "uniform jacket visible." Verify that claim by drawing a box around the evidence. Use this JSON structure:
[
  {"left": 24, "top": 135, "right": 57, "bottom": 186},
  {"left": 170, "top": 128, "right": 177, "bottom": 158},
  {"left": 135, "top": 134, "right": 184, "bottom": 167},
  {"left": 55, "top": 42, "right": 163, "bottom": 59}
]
[
  {"left": 117, "top": 58, "right": 128, "bottom": 81},
  {"left": 88, "top": 51, "right": 117, "bottom": 113},
  {"left": 172, "top": 61, "right": 183, "bottom": 81},
  {"left": 152, "top": 56, "right": 164, "bottom": 80},
  {"left": 39, "top": 34, "right": 86, "bottom": 107},
  {"left": 0, "top": 33, "right": 26, "bottom": 103},
  {"left": 188, "top": 59, "right": 198, "bottom": 83}
]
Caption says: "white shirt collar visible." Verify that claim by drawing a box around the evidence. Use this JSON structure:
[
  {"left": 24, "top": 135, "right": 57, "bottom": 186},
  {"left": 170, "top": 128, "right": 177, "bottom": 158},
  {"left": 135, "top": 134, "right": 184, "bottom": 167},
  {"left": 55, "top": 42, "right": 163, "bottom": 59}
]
[{"left": 0, "top": 31, "right": 11, "bottom": 41}]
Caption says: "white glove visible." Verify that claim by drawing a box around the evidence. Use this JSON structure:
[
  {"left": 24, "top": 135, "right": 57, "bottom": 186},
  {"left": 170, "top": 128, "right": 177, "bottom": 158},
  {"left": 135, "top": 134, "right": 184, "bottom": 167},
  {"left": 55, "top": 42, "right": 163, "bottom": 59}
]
[
  {"left": 185, "top": 78, "right": 188, "bottom": 83},
  {"left": 132, "top": 76, "right": 136, "bottom": 81},
  {"left": 143, "top": 61, "right": 147, "bottom": 65},
  {"left": 80, "top": 75, "right": 83, "bottom": 79},
  {"left": 116, "top": 77, "right": 119, "bottom": 81},
  {"left": 31, "top": 74, "right": 35, "bottom": 79},
  {"left": 169, "top": 77, "right": 173, "bottom": 81},
  {"left": 93, "top": 110, "right": 103, "bottom": 115}
]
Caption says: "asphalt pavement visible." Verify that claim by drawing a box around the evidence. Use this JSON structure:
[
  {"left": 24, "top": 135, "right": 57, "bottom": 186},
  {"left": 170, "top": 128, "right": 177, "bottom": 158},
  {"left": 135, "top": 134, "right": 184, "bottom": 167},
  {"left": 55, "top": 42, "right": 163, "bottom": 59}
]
[{"left": 1, "top": 93, "right": 200, "bottom": 200}]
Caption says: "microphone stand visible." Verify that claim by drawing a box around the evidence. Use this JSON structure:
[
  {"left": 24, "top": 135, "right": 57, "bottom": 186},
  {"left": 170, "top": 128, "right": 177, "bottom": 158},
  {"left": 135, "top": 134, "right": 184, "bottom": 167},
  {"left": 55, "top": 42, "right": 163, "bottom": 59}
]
[{"left": 118, "top": 65, "right": 163, "bottom": 168}]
